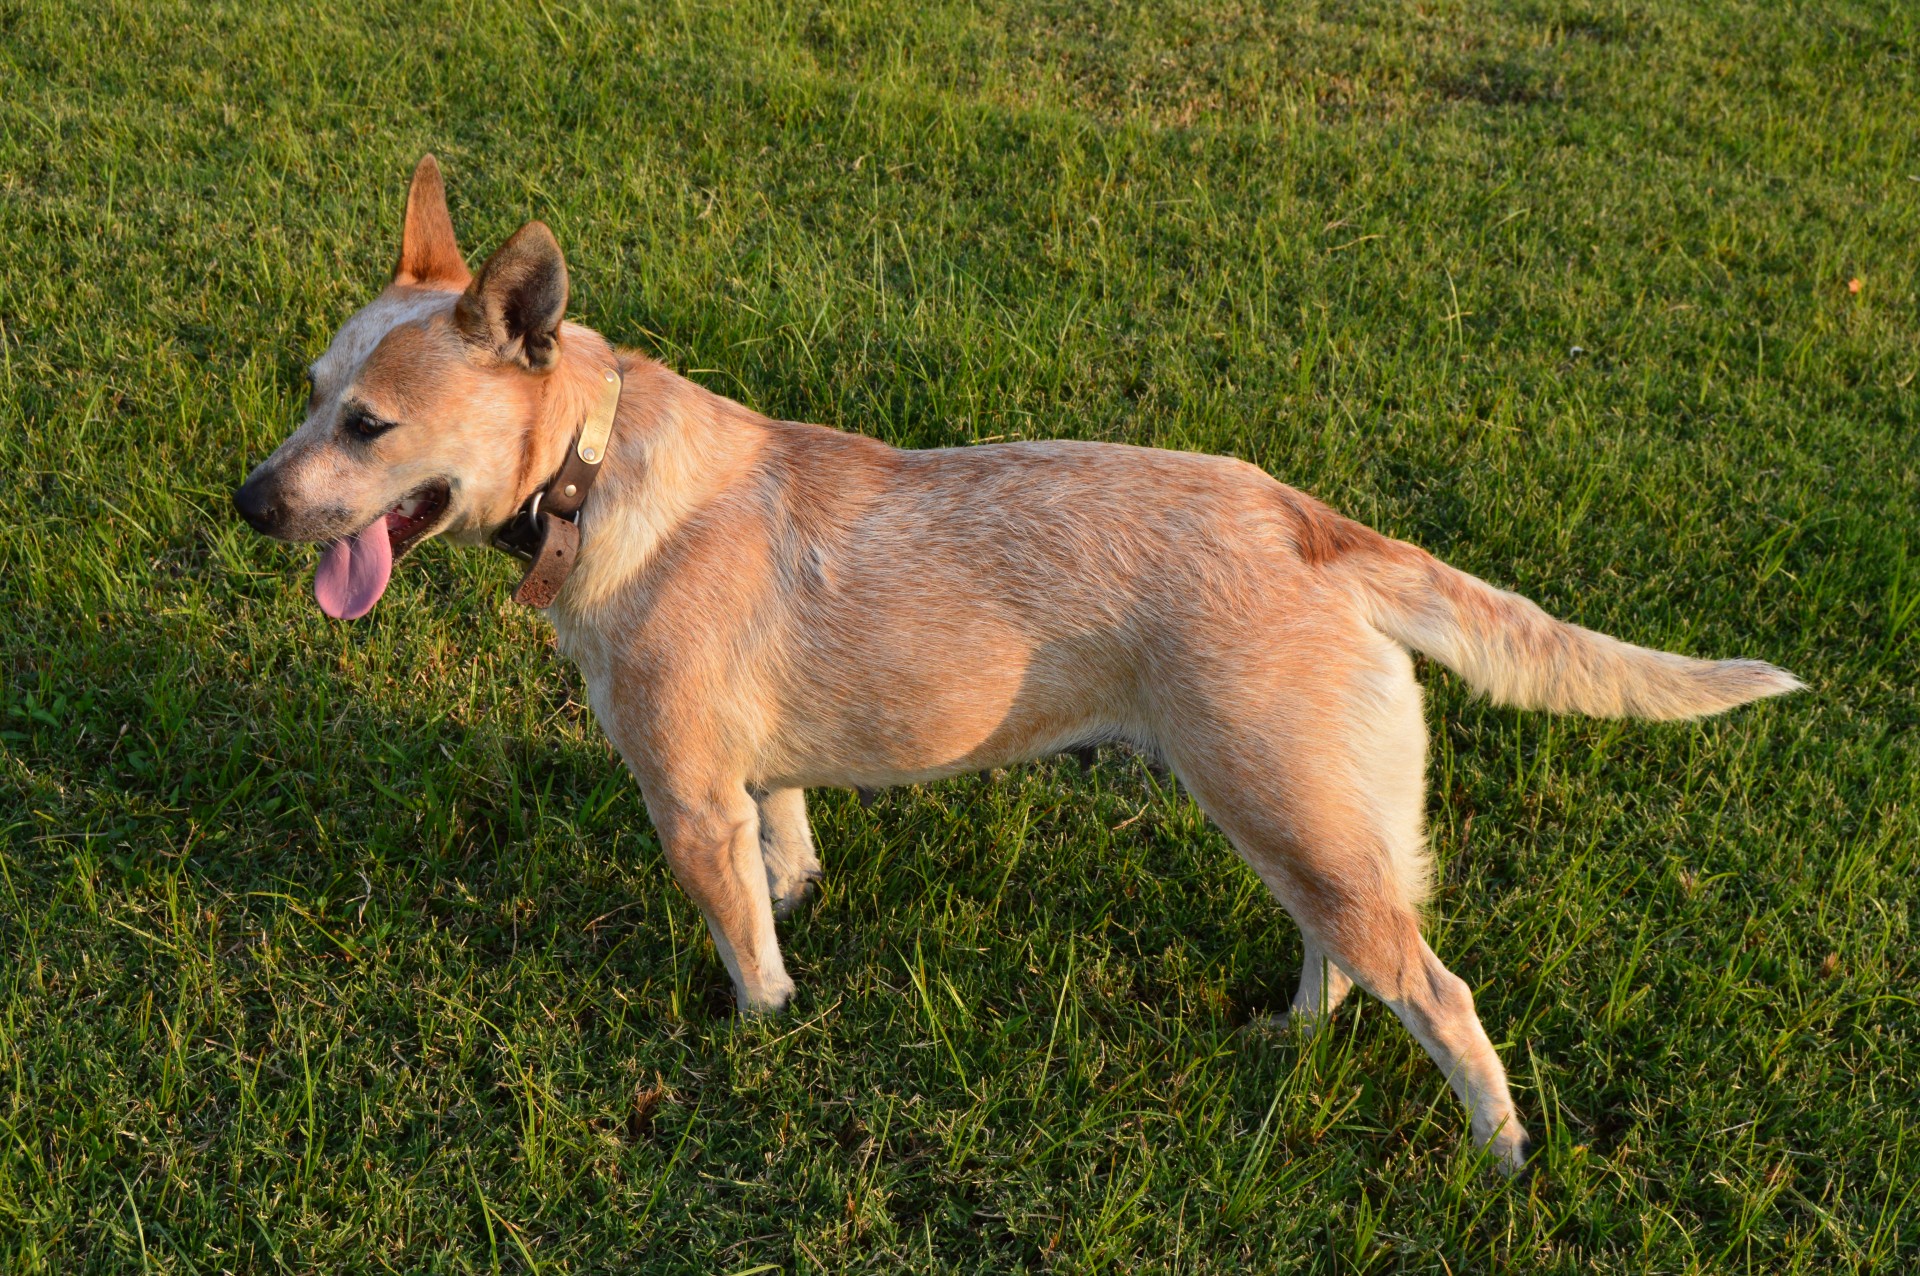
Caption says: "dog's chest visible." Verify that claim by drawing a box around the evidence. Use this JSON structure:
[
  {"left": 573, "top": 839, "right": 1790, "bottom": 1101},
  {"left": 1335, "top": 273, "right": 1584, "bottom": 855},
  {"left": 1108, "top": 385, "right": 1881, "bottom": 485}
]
[
  {"left": 548, "top": 606, "right": 612, "bottom": 686},
  {"left": 546, "top": 603, "right": 667, "bottom": 747}
]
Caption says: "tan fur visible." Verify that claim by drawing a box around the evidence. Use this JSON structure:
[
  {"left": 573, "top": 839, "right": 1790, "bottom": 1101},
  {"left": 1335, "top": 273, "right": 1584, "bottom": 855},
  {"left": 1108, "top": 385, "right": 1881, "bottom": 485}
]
[{"left": 237, "top": 159, "right": 1803, "bottom": 1175}]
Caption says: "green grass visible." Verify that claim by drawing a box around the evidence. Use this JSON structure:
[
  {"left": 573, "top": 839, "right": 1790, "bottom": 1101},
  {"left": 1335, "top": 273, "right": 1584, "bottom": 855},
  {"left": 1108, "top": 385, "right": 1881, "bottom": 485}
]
[{"left": 2, "top": 0, "right": 1917, "bottom": 1269}]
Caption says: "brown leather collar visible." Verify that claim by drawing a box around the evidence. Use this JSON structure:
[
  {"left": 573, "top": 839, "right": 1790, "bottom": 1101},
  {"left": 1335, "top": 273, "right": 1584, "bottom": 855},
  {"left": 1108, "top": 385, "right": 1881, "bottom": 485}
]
[{"left": 491, "top": 365, "right": 623, "bottom": 608}]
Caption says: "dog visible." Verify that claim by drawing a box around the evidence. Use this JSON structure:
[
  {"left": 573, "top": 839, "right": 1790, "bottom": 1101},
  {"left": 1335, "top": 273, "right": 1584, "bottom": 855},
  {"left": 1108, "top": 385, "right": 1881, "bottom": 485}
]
[{"left": 234, "top": 156, "right": 1800, "bottom": 1172}]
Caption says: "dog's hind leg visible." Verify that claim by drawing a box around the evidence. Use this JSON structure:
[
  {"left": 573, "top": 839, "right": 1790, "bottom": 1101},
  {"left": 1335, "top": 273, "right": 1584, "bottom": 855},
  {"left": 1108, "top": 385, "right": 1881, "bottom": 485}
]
[
  {"left": 1287, "top": 938, "right": 1355, "bottom": 1032},
  {"left": 1244, "top": 935, "right": 1353, "bottom": 1039},
  {"left": 756, "top": 787, "right": 822, "bottom": 918},
  {"left": 1209, "top": 794, "right": 1526, "bottom": 1170},
  {"left": 1340, "top": 906, "right": 1526, "bottom": 1171},
  {"left": 1170, "top": 636, "right": 1529, "bottom": 1172}
]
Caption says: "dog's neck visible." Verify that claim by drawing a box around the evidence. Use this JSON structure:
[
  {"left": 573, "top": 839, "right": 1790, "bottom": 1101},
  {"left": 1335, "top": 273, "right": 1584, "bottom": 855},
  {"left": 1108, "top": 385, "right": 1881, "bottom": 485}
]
[
  {"left": 515, "top": 322, "right": 622, "bottom": 495},
  {"left": 539, "top": 329, "right": 768, "bottom": 622}
]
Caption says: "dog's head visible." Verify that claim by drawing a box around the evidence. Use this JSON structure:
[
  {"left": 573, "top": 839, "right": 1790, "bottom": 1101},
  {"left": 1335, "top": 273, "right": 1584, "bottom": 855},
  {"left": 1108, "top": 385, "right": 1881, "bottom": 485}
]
[{"left": 235, "top": 155, "right": 597, "bottom": 618}]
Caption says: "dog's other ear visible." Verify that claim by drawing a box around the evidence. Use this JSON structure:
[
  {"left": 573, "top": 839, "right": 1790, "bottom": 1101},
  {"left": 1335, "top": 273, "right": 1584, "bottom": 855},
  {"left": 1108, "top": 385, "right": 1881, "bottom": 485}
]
[
  {"left": 394, "top": 154, "right": 470, "bottom": 288},
  {"left": 454, "top": 222, "right": 569, "bottom": 370}
]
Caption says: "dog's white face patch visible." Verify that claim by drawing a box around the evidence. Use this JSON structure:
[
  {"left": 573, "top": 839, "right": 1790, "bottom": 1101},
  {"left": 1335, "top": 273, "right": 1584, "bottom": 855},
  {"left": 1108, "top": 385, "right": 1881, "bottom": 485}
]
[
  {"left": 307, "top": 288, "right": 460, "bottom": 427},
  {"left": 256, "top": 288, "right": 462, "bottom": 519}
]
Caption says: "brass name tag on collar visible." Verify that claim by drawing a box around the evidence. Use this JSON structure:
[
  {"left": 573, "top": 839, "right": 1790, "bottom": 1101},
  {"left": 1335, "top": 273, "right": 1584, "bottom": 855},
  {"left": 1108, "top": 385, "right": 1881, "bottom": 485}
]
[{"left": 576, "top": 367, "right": 621, "bottom": 466}]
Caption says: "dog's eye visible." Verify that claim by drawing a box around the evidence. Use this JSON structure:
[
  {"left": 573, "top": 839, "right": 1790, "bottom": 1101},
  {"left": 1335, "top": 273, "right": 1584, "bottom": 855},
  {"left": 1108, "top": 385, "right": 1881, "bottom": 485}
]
[{"left": 344, "top": 408, "right": 396, "bottom": 441}]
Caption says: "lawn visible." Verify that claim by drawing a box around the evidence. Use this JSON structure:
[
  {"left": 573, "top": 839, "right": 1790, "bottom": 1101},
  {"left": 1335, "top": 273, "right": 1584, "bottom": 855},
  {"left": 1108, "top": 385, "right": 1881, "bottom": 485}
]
[{"left": 2, "top": 0, "right": 1917, "bottom": 1270}]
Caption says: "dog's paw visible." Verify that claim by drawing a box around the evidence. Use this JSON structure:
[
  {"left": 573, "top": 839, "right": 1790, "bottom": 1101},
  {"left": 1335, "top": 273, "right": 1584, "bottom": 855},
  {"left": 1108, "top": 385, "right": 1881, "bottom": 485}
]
[
  {"left": 1238, "top": 1012, "right": 1308, "bottom": 1041},
  {"left": 1241, "top": 1008, "right": 1338, "bottom": 1042},
  {"left": 1478, "top": 1121, "right": 1534, "bottom": 1179},
  {"left": 1499, "top": 1130, "right": 1536, "bottom": 1179},
  {"left": 770, "top": 868, "right": 822, "bottom": 919},
  {"left": 735, "top": 972, "right": 798, "bottom": 1018}
]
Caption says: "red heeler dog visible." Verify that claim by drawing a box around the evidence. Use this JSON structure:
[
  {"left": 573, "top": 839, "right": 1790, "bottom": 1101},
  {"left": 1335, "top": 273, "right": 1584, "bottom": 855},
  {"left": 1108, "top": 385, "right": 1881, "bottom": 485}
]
[{"left": 234, "top": 156, "right": 1800, "bottom": 1172}]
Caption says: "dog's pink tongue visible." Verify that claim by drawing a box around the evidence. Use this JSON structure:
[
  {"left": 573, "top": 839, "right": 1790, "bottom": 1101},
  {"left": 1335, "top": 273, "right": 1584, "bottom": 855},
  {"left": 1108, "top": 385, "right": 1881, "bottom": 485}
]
[{"left": 313, "top": 521, "right": 394, "bottom": 620}]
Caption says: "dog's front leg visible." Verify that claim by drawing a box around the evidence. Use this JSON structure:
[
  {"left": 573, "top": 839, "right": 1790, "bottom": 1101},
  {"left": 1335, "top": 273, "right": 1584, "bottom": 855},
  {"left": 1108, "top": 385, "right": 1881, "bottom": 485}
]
[
  {"left": 755, "top": 787, "right": 822, "bottom": 918},
  {"left": 649, "top": 785, "right": 796, "bottom": 1014}
]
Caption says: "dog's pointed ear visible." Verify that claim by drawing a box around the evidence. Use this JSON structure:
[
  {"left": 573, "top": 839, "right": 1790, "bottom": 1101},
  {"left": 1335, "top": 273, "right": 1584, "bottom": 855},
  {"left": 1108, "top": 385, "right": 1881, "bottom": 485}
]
[
  {"left": 394, "top": 154, "right": 470, "bottom": 287},
  {"left": 454, "top": 222, "right": 569, "bottom": 370}
]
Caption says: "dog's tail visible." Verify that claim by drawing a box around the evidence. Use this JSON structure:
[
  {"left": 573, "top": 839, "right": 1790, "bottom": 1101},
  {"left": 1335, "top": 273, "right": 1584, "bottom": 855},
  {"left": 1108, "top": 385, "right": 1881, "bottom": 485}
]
[{"left": 1283, "top": 491, "right": 1803, "bottom": 720}]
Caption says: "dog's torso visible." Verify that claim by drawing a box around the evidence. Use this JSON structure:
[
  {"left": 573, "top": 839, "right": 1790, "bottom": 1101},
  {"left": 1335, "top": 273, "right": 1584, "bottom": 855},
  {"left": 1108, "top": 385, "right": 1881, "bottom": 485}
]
[{"left": 549, "top": 377, "right": 1364, "bottom": 796}]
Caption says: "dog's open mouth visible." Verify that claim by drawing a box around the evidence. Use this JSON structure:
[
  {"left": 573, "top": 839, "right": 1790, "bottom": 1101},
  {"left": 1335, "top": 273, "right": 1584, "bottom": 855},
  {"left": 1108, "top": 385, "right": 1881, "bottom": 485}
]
[
  {"left": 385, "top": 481, "right": 450, "bottom": 556},
  {"left": 313, "top": 480, "right": 450, "bottom": 620}
]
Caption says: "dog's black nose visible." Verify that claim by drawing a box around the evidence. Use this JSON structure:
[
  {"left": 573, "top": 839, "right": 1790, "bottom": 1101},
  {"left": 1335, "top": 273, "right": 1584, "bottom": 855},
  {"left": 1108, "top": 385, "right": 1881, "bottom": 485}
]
[{"left": 233, "top": 475, "right": 283, "bottom": 534}]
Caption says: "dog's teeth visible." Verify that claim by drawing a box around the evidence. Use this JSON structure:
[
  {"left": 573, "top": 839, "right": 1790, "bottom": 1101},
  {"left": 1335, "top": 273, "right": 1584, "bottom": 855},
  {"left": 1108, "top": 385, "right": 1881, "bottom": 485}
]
[{"left": 397, "top": 496, "right": 423, "bottom": 517}]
